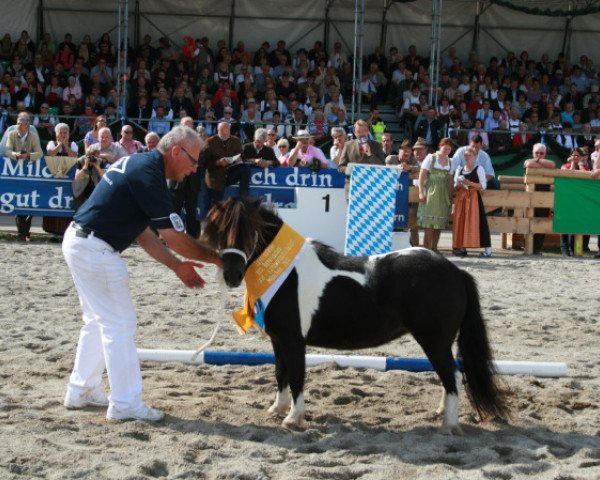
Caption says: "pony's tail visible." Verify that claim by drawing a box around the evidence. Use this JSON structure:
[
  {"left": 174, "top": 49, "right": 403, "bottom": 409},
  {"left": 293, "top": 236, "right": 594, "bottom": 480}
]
[{"left": 458, "top": 271, "right": 510, "bottom": 420}]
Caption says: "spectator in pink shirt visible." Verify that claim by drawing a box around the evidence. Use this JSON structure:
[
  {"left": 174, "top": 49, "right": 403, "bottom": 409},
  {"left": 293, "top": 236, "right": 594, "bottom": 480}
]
[
  {"left": 118, "top": 125, "right": 144, "bottom": 154},
  {"left": 283, "top": 129, "right": 328, "bottom": 169}
]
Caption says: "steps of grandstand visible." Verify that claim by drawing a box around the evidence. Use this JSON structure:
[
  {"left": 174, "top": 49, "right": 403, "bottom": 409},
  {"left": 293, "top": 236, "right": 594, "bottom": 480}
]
[{"left": 349, "top": 102, "right": 405, "bottom": 141}]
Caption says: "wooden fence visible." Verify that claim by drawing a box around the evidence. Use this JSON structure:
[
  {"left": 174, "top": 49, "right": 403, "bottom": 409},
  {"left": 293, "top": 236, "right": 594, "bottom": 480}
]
[{"left": 407, "top": 168, "right": 597, "bottom": 255}]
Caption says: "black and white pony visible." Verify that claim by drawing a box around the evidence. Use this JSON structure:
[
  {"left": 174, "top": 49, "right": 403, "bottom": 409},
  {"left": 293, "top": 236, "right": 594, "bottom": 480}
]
[{"left": 202, "top": 196, "right": 508, "bottom": 432}]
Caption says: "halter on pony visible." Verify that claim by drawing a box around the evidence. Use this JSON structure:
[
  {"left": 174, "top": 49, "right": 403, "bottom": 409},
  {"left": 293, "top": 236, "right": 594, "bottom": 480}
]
[{"left": 202, "top": 197, "right": 306, "bottom": 333}]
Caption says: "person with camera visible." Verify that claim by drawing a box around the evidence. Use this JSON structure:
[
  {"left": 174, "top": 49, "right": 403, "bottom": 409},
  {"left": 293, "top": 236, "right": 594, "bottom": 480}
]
[
  {"left": 62, "top": 126, "right": 222, "bottom": 422},
  {"left": 5, "top": 112, "right": 43, "bottom": 241},
  {"left": 72, "top": 150, "right": 107, "bottom": 211}
]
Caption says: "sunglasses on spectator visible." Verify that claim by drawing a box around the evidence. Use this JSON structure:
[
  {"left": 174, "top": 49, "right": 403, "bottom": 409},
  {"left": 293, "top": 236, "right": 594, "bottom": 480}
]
[
  {"left": 534, "top": 151, "right": 545, "bottom": 155},
  {"left": 123, "top": 130, "right": 133, "bottom": 134}
]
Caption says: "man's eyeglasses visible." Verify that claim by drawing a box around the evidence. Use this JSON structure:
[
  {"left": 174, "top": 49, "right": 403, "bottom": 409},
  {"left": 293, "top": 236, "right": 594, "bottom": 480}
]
[
  {"left": 534, "top": 151, "right": 545, "bottom": 155},
  {"left": 179, "top": 145, "right": 198, "bottom": 166},
  {"left": 123, "top": 130, "right": 133, "bottom": 134}
]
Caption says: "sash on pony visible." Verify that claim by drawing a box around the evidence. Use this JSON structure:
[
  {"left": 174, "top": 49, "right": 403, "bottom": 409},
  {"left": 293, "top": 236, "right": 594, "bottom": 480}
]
[{"left": 232, "top": 223, "right": 305, "bottom": 334}]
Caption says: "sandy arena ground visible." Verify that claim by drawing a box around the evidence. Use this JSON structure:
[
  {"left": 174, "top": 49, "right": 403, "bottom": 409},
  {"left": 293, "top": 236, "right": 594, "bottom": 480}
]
[{"left": 1, "top": 230, "right": 599, "bottom": 479}]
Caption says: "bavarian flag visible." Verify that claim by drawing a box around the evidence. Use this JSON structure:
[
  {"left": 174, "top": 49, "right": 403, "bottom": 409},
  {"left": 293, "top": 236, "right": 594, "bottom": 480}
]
[{"left": 232, "top": 223, "right": 305, "bottom": 334}]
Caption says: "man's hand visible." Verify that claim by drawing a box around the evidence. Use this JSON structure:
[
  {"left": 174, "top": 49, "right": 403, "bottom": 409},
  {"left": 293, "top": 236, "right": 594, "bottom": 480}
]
[
  {"left": 361, "top": 142, "right": 372, "bottom": 157},
  {"left": 255, "top": 158, "right": 271, "bottom": 168},
  {"left": 174, "top": 261, "right": 206, "bottom": 288}
]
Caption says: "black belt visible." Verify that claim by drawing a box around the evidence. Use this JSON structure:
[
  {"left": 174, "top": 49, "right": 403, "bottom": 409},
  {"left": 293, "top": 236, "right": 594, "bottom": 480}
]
[{"left": 72, "top": 222, "right": 118, "bottom": 251}]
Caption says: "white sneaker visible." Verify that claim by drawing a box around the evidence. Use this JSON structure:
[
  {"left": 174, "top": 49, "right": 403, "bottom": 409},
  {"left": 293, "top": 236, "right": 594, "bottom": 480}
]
[
  {"left": 64, "top": 388, "right": 109, "bottom": 409},
  {"left": 106, "top": 403, "right": 165, "bottom": 422}
]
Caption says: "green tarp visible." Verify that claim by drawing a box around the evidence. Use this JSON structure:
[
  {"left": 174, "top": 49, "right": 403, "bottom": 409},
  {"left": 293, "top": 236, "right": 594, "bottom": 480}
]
[{"left": 553, "top": 177, "right": 600, "bottom": 234}]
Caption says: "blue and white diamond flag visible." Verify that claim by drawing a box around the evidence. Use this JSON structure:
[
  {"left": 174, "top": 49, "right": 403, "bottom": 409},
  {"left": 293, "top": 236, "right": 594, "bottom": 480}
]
[{"left": 344, "top": 165, "right": 399, "bottom": 256}]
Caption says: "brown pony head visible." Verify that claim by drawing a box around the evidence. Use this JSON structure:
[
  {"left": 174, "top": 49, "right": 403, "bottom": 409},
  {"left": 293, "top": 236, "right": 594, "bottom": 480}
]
[{"left": 202, "top": 196, "right": 276, "bottom": 257}]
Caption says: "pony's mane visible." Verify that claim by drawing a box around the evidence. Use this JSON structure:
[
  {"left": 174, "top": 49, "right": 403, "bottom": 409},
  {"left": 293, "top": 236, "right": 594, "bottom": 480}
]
[{"left": 202, "top": 196, "right": 280, "bottom": 253}]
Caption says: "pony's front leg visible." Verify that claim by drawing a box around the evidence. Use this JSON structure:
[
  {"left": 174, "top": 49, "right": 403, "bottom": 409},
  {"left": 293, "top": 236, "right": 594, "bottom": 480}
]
[
  {"left": 281, "top": 342, "right": 306, "bottom": 430},
  {"left": 268, "top": 340, "right": 291, "bottom": 416}
]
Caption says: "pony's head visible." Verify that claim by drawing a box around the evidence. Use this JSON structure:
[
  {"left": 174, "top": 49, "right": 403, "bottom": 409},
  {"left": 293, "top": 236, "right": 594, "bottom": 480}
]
[{"left": 202, "top": 196, "right": 278, "bottom": 287}]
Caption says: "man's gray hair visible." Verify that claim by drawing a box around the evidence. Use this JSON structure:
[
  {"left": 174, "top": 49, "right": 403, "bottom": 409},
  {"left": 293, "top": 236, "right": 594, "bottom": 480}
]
[
  {"left": 158, "top": 125, "right": 200, "bottom": 151},
  {"left": 145, "top": 131, "right": 160, "bottom": 143},
  {"left": 254, "top": 128, "right": 268, "bottom": 141},
  {"left": 17, "top": 112, "right": 31, "bottom": 124},
  {"left": 330, "top": 127, "right": 346, "bottom": 138},
  {"left": 54, "top": 122, "right": 70, "bottom": 134},
  {"left": 98, "top": 127, "right": 112, "bottom": 138},
  {"left": 532, "top": 142, "right": 546, "bottom": 153}
]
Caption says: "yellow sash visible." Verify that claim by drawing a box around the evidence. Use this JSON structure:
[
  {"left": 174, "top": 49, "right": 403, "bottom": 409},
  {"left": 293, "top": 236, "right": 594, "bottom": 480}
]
[{"left": 232, "top": 223, "right": 305, "bottom": 333}]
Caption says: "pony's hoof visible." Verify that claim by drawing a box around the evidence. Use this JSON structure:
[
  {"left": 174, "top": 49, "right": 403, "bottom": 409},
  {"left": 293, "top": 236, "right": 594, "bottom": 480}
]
[
  {"left": 282, "top": 416, "right": 306, "bottom": 431},
  {"left": 440, "top": 423, "right": 464, "bottom": 436},
  {"left": 268, "top": 404, "right": 288, "bottom": 416}
]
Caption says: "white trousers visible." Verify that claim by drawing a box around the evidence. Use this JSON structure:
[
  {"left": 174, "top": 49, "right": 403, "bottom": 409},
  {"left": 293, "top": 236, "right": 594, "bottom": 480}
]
[{"left": 62, "top": 226, "right": 143, "bottom": 411}]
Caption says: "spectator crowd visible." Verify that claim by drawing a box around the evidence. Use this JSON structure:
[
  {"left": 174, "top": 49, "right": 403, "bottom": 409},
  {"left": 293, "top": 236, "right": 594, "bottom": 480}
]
[{"left": 1, "top": 29, "right": 600, "bottom": 256}]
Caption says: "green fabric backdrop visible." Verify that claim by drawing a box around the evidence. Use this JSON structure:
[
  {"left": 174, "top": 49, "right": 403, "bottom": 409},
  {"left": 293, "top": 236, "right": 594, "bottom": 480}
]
[{"left": 553, "top": 177, "right": 600, "bottom": 234}]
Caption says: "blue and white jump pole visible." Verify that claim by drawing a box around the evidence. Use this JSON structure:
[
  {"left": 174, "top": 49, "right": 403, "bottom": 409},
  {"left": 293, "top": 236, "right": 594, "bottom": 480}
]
[{"left": 137, "top": 349, "right": 568, "bottom": 378}]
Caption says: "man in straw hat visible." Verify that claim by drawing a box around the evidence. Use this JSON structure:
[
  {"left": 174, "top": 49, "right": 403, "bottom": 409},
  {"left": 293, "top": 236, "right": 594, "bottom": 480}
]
[{"left": 284, "top": 129, "right": 328, "bottom": 169}]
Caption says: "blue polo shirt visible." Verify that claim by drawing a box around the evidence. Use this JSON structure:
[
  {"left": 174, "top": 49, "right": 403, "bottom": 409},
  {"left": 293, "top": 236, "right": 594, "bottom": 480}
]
[{"left": 74, "top": 150, "right": 181, "bottom": 252}]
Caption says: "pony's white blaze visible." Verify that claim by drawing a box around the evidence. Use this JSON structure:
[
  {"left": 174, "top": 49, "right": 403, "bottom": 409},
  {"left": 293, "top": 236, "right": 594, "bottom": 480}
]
[{"left": 295, "top": 243, "right": 367, "bottom": 338}]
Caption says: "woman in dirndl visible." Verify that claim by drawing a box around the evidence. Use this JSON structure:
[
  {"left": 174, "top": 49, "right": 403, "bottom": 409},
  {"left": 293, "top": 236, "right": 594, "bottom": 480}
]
[
  {"left": 417, "top": 137, "right": 453, "bottom": 252},
  {"left": 452, "top": 146, "right": 492, "bottom": 257}
]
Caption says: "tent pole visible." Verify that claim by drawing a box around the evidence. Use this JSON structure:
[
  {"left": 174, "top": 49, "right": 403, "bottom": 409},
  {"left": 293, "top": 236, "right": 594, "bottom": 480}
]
[
  {"left": 357, "top": 0, "right": 365, "bottom": 116},
  {"left": 324, "top": 0, "right": 332, "bottom": 53},
  {"left": 561, "top": 1, "right": 574, "bottom": 58},
  {"left": 472, "top": 0, "right": 481, "bottom": 52},
  {"left": 351, "top": 0, "right": 359, "bottom": 124},
  {"left": 117, "top": 0, "right": 129, "bottom": 123},
  {"left": 380, "top": 0, "right": 393, "bottom": 53},
  {"left": 428, "top": 0, "right": 442, "bottom": 108},
  {"left": 37, "top": 0, "right": 45, "bottom": 43},
  {"left": 134, "top": 0, "right": 140, "bottom": 49},
  {"left": 228, "top": 0, "right": 236, "bottom": 50}
]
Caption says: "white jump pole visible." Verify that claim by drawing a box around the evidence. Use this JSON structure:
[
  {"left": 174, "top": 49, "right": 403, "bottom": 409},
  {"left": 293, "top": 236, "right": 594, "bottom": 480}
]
[{"left": 137, "top": 349, "right": 568, "bottom": 378}]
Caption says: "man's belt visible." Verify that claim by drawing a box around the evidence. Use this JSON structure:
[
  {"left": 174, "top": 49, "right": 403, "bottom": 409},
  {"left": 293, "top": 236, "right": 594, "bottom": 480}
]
[{"left": 71, "top": 222, "right": 118, "bottom": 251}]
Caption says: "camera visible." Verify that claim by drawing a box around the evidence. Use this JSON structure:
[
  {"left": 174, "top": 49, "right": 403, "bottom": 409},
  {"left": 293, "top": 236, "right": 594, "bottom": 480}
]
[
  {"left": 87, "top": 155, "right": 98, "bottom": 164},
  {"left": 358, "top": 136, "right": 369, "bottom": 145},
  {"left": 308, "top": 158, "right": 322, "bottom": 172}
]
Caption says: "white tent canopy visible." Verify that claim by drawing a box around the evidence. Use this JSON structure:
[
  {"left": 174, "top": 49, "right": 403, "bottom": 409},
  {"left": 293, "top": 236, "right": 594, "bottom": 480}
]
[{"left": 4, "top": 0, "right": 599, "bottom": 63}]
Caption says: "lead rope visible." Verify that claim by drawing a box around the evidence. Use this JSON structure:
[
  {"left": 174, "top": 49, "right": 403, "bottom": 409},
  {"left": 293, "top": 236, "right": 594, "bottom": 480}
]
[{"left": 190, "top": 268, "right": 233, "bottom": 362}]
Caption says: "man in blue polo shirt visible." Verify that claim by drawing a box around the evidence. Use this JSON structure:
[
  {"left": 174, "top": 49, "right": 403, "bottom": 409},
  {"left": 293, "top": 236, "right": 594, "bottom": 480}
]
[{"left": 62, "top": 126, "right": 222, "bottom": 422}]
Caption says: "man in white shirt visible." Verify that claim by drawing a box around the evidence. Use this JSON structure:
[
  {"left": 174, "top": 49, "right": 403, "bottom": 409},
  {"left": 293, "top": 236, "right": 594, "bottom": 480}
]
[{"left": 451, "top": 135, "right": 499, "bottom": 189}]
